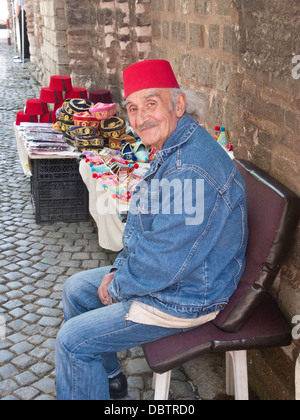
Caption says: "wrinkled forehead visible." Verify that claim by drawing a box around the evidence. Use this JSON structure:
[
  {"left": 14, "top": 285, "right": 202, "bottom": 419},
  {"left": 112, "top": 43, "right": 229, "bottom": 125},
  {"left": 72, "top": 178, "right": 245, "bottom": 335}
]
[{"left": 124, "top": 88, "right": 171, "bottom": 107}]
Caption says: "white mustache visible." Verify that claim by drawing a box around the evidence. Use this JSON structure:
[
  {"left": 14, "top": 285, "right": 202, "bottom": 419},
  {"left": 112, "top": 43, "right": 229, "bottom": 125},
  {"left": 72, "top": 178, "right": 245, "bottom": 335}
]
[{"left": 137, "top": 121, "right": 159, "bottom": 131}]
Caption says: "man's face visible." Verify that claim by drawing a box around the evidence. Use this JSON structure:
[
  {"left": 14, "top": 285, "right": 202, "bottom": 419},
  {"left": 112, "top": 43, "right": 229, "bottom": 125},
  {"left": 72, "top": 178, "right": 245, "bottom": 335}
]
[{"left": 125, "top": 88, "right": 185, "bottom": 150}]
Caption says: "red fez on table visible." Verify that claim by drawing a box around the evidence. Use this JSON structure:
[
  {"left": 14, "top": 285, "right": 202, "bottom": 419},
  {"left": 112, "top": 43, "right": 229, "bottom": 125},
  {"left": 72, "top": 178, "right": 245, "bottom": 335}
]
[
  {"left": 40, "top": 111, "right": 57, "bottom": 124},
  {"left": 25, "top": 99, "right": 48, "bottom": 116},
  {"left": 89, "top": 89, "right": 112, "bottom": 104},
  {"left": 39, "top": 87, "right": 64, "bottom": 104},
  {"left": 16, "top": 111, "right": 38, "bottom": 126},
  {"left": 123, "top": 60, "right": 180, "bottom": 99},
  {"left": 65, "top": 87, "right": 88, "bottom": 100},
  {"left": 49, "top": 75, "right": 73, "bottom": 92}
]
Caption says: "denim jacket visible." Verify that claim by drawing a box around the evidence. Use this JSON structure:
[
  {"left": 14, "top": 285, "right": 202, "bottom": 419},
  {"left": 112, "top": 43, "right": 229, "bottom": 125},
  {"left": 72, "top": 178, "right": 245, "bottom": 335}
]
[{"left": 109, "top": 115, "right": 248, "bottom": 319}]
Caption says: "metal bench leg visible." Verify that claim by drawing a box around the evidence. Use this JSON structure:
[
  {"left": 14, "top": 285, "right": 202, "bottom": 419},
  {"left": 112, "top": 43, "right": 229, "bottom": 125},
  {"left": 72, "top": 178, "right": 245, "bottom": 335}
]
[
  {"left": 296, "top": 354, "right": 300, "bottom": 400},
  {"left": 226, "top": 350, "right": 249, "bottom": 400},
  {"left": 153, "top": 371, "right": 171, "bottom": 400}
]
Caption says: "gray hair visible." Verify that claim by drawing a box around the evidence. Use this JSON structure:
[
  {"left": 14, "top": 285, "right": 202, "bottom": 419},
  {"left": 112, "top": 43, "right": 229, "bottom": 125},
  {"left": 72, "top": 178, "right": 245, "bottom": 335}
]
[
  {"left": 122, "top": 87, "right": 206, "bottom": 123},
  {"left": 170, "top": 88, "right": 205, "bottom": 123}
]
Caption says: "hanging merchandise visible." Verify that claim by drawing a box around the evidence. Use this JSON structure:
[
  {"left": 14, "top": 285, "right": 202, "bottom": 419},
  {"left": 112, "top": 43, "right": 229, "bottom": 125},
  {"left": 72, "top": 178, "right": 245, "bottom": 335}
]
[
  {"left": 213, "top": 126, "right": 221, "bottom": 140},
  {"left": 132, "top": 139, "right": 149, "bottom": 163},
  {"left": 218, "top": 126, "right": 229, "bottom": 147}
]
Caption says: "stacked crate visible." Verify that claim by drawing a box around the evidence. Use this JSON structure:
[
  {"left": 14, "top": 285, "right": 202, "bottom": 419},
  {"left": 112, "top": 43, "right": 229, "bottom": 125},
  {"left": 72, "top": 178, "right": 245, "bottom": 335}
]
[{"left": 31, "top": 158, "right": 89, "bottom": 224}]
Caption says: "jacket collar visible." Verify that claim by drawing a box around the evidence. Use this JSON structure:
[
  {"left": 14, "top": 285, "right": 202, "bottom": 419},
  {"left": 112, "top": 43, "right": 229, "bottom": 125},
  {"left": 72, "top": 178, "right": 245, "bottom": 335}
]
[{"left": 157, "top": 115, "right": 199, "bottom": 162}]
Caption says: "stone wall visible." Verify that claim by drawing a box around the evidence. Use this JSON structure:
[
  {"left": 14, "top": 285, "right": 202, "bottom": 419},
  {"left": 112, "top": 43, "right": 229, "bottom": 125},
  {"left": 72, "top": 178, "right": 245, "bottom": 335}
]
[
  {"left": 22, "top": 0, "right": 152, "bottom": 103},
  {"left": 25, "top": 0, "right": 69, "bottom": 86},
  {"left": 151, "top": 0, "right": 300, "bottom": 400},
  {"left": 151, "top": 0, "right": 239, "bottom": 130},
  {"left": 65, "top": 0, "right": 151, "bottom": 103},
  {"left": 233, "top": 0, "right": 300, "bottom": 399}
]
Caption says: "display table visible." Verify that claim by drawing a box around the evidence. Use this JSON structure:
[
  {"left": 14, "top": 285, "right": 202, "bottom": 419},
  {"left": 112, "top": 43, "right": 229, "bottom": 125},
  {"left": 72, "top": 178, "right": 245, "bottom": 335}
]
[
  {"left": 79, "top": 159, "right": 150, "bottom": 252},
  {"left": 79, "top": 160, "right": 127, "bottom": 252},
  {"left": 14, "top": 123, "right": 89, "bottom": 224},
  {"left": 14, "top": 123, "right": 81, "bottom": 176}
]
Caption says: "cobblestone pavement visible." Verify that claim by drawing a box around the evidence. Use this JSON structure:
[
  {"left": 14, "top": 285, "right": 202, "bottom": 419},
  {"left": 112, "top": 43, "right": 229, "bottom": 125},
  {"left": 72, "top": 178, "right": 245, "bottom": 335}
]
[{"left": 0, "top": 32, "right": 228, "bottom": 401}]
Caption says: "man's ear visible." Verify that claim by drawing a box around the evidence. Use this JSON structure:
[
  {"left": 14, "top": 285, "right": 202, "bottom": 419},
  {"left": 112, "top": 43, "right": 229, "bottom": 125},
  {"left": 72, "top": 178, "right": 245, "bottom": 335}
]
[{"left": 176, "top": 93, "right": 186, "bottom": 118}]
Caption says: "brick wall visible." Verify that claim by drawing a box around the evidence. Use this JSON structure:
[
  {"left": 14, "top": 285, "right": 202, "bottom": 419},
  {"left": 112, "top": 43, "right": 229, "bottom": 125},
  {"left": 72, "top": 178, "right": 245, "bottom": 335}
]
[
  {"left": 231, "top": 0, "right": 300, "bottom": 323},
  {"left": 23, "top": 0, "right": 152, "bottom": 103},
  {"left": 151, "top": 0, "right": 238, "bottom": 130},
  {"left": 25, "top": 0, "right": 69, "bottom": 86},
  {"left": 151, "top": 0, "right": 300, "bottom": 400},
  {"left": 232, "top": 0, "right": 300, "bottom": 399},
  {"left": 65, "top": 0, "right": 152, "bottom": 103}
]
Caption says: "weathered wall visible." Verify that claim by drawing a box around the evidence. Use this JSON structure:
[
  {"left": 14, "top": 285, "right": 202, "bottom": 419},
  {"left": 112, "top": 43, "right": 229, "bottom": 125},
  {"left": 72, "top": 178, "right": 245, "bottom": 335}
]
[
  {"left": 24, "top": 0, "right": 152, "bottom": 103},
  {"left": 232, "top": 0, "right": 300, "bottom": 399},
  {"left": 151, "top": 0, "right": 239, "bottom": 130},
  {"left": 25, "top": 0, "right": 69, "bottom": 86},
  {"left": 151, "top": 0, "right": 300, "bottom": 400},
  {"left": 65, "top": 0, "right": 151, "bottom": 103},
  {"left": 232, "top": 0, "right": 300, "bottom": 309}
]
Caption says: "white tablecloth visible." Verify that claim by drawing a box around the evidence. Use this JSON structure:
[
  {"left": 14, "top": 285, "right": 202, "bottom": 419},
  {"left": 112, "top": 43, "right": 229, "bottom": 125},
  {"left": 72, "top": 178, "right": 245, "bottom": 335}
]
[
  {"left": 14, "top": 123, "right": 81, "bottom": 176},
  {"left": 79, "top": 161, "right": 127, "bottom": 252}
]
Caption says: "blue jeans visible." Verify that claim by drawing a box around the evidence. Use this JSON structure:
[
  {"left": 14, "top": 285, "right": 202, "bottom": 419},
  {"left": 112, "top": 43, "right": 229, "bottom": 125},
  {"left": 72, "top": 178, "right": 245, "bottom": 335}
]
[{"left": 55, "top": 266, "right": 187, "bottom": 400}]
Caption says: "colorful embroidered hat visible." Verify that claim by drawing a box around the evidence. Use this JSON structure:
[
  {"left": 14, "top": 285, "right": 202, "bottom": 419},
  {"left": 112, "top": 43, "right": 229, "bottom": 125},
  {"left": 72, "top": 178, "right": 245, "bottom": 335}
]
[
  {"left": 16, "top": 111, "right": 38, "bottom": 126},
  {"left": 49, "top": 75, "right": 73, "bottom": 92},
  {"left": 74, "top": 135, "right": 104, "bottom": 150},
  {"left": 67, "top": 99, "right": 94, "bottom": 116},
  {"left": 39, "top": 88, "right": 64, "bottom": 104},
  {"left": 89, "top": 102, "right": 117, "bottom": 121},
  {"left": 69, "top": 126, "right": 97, "bottom": 139},
  {"left": 99, "top": 116, "right": 126, "bottom": 139},
  {"left": 25, "top": 99, "right": 48, "bottom": 116},
  {"left": 60, "top": 99, "right": 92, "bottom": 118},
  {"left": 73, "top": 111, "right": 100, "bottom": 128},
  {"left": 65, "top": 87, "right": 88, "bottom": 100},
  {"left": 123, "top": 60, "right": 180, "bottom": 99},
  {"left": 89, "top": 89, "right": 112, "bottom": 104},
  {"left": 108, "top": 134, "right": 136, "bottom": 150}
]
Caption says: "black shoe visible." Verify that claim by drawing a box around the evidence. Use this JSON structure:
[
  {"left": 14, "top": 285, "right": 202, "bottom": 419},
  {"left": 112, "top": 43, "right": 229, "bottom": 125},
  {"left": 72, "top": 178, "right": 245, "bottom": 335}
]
[{"left": 109, "top": 372, "right": 128, "bottom": 399}]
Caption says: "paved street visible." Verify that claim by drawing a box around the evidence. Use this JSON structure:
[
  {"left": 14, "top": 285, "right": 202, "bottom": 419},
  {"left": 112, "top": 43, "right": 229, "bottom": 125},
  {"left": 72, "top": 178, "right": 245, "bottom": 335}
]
[{"left": 0, "top": 31, "right": 227, "bottom": 400}]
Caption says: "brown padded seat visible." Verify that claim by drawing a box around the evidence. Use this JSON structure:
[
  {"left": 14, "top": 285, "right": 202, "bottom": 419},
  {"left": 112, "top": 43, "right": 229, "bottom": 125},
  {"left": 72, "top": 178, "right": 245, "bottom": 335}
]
[{"left": 143, "top": 160, "right": 300, "bottom": 374}]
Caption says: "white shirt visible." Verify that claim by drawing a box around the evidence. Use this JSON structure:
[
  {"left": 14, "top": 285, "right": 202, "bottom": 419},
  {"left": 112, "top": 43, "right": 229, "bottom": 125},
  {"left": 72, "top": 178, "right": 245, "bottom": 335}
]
[{"left": 126, "top": 301, "right": 220, "bottom": 329}]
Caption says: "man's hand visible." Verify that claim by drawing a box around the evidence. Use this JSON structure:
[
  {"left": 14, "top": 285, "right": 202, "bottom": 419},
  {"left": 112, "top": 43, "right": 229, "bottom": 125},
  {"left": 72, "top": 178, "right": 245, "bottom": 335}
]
[{"left": 98, "top": 272, "right": 116, "bottom": 306}]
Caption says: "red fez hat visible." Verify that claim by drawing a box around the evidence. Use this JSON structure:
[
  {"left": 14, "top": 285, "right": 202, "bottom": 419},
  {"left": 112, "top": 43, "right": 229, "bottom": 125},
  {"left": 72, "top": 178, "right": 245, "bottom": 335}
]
[
  {"left": 16, "top": 111, "right": 38, "bottom": 126},
  {"left": 89, "top": 89, "right": 112, "bottom": 104},
  {"left": 40, "top": 111, "right": 57, "bottom": 124},
  {"left": 25, "top": 99, "right": 48, "bottom": 116},
  {"left": 49, "top": 75, "right": 73, "bottom": 92},
  {"left": 39, "top": 88, "right": 64, "bottom": 104},
  {"left": 65, "top": 87, "right": 88, "bottom": 100},
  {"left": 123, "top": 60, "right": 180, "bottom": 99}
]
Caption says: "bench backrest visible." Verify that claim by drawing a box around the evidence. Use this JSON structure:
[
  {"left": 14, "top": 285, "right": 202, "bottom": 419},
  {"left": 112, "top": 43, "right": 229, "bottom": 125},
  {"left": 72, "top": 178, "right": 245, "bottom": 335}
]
[{"left": 213, "top": 159, "right": 300, "bottom": 333}]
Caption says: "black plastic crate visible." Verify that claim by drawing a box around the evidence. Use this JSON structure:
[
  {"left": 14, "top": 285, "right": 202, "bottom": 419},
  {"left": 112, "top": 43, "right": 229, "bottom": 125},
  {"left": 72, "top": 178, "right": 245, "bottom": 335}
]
[
  {"left": 31, "top": 159, "right": 90, "bottom": 224},
  {"left": 32, "top": 158, "right": 82, "bottom": 182}
]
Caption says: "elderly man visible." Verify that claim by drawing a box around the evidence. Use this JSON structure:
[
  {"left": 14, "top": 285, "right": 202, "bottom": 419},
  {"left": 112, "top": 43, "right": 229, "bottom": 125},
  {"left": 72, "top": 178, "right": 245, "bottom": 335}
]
[{"left": 55, "top": 60, "right": 248, "bottom": 400}]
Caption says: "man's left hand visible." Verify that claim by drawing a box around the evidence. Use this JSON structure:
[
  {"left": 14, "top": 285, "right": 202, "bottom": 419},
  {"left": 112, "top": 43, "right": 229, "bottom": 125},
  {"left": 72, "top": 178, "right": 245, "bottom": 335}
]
[{"left": 98, "top": 272, "right": 115, "bottom": 306}]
